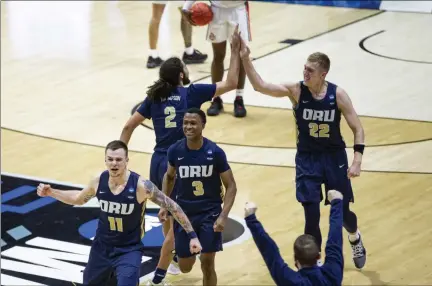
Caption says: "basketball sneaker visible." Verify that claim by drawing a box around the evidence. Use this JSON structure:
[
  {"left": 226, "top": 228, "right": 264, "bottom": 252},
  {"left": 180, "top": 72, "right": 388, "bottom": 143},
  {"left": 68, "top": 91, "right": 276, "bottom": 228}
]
[
  {"left": 234, "top": 96, "right": 247, "bottom": 118},
  {"left": 182, "top": 49, "right": 208, "bottom": 65},
  {"left": 147, "top": 56, "right": 163, "bottom": 69},
  {"left": 349, "top": 234, "right": 366, "bottom": 269},
  {"left": 146, "top": 279, "right": 172, "bottom": 286},
  {"left": 207, "top": 97, "right": 224, "bottom": 116}
]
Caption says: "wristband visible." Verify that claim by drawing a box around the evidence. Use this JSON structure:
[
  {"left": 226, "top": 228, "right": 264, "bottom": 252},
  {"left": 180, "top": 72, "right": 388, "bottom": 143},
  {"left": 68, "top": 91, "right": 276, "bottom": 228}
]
[
  {"left": 182, "top": 1, "right": 195, "bottom": 11},
  {"left": 353, "top": 144, "right": 365, "bottom": 154},
  {"left": 187, "top": 231, "right": 197, "bottom": 240}
]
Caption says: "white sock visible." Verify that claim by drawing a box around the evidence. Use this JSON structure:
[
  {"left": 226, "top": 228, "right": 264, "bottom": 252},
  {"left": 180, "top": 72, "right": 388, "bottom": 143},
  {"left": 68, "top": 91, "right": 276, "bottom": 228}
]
[
  {"left": 236, "top": 89, "right": 244, "bottom": 98},
  {"left": 185, "top": 46, "right": 194, "bottom": 55},
  {"left": 150, "top": 49, "right": 158, "bottom": 58},
  {"left": 348, "top": 229, "right": 360, "bottom": 242}
]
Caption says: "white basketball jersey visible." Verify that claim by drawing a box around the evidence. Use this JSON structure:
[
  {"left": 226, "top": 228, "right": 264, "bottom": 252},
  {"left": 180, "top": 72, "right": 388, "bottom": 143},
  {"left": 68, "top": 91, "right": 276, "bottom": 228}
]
[{"left": 210, "top": 1, "right": 246, "bottom": 8}]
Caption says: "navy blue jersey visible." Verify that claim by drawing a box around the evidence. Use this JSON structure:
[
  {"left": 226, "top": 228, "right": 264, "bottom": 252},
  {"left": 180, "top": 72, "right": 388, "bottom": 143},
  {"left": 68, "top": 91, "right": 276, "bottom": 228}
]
[
  {"left": 167, "top": 138, "right": 230, "bottom": 215},
  {"left": 137, "top": 84, "right": 216, "bottom": 152},
  {"left": 294, "top": 81, "right": 346, "bottom": 152},
  {"left": 95, "top": 170, "right": 146, "bottom": 247}
]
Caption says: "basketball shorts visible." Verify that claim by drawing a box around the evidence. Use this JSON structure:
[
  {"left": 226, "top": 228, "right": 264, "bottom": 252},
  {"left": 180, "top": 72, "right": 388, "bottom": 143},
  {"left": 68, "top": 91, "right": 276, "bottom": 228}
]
[
  {"left": 150, "top": 151, "right": 178, "bottom": 200},
  {"left": 83, "top": 239, "right": 143, "bottom": 286},
  {"left": 295, "top": 149, "right": 354, "bottom": 205},
  {"left": 206, "top": 3, "right": 252, "bottom": 44},
  {"left": 174, "top": 207, "right": 223, "bottom": 258}
]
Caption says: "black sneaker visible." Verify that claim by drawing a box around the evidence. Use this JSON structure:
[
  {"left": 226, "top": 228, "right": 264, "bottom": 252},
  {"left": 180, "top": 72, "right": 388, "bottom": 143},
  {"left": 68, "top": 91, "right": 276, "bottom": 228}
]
[
  {"left": 234, "top": 96, "right": 247, "bottom": 118},
  {"left": 182, "top": 49, "right": 208, "bottom": 65},
  {"left": 147, "top": 56, "right": 163, "bottom": 69},
  {"left": 207, "top": 97, "right": 223, "bottom": 116},
  {"left": 349, "top": 234, "right": 367, "bottom": 269}
]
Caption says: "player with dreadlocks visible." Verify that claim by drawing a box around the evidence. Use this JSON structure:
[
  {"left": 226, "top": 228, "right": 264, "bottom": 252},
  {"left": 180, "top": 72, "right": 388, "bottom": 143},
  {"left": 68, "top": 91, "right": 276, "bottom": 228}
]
[{"left": 120, "top": 26, "right": 241, "bottom": 286}]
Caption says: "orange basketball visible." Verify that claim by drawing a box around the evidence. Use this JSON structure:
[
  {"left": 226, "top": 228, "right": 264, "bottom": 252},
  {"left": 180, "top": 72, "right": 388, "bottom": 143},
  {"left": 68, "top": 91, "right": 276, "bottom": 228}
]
[{"left": 191, "top": 2, "right": 213, "bottom": 26}]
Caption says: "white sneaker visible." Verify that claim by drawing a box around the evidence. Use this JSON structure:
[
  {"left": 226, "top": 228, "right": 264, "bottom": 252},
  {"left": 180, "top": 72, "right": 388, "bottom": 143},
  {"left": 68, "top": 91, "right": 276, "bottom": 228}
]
[
  {"left": 146, "top": 279, "right": 172, "bottom": 286},
  {"left": 167, "top": 262, "right": 181, "bottom": 275}
]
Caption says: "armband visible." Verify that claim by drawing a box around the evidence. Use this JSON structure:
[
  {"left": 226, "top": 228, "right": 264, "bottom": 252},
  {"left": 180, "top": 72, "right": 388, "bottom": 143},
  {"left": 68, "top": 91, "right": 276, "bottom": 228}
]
[
  {"left": 353, "top": 144, "right": 365, "bottom": 154},
  {"left": 187, "top": 231, "right": 198, "bottom": 240}
]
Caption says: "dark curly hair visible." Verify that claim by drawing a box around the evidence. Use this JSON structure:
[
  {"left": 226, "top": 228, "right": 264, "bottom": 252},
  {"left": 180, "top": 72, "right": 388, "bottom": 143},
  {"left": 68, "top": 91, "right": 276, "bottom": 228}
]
[{"left": 146, "top": 57, "right": 184, "bottom": 102}]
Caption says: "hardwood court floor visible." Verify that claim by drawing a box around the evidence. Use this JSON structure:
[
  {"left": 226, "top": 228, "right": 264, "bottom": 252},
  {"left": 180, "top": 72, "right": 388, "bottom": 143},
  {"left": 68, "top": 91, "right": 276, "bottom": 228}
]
[{"left": 1, "top": 1, "right": 432, "bottom": 285}]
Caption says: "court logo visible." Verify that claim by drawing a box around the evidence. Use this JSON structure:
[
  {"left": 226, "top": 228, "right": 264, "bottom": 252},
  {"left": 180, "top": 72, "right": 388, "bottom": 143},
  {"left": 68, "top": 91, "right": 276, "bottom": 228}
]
[{"left": 1, "top": 173, "right": 249, "bottom": 286}]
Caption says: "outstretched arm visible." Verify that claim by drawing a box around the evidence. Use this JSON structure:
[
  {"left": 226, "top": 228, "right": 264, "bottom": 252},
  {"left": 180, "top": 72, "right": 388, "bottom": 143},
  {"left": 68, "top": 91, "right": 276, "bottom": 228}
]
[
  {"left": 139, "top": 178, "right": 194, "bottom": 234},
  {"left": 244, "top": 203, "right": 301, "bottom": 285},
  {"left": 37, "top": 176, "right": 98, "bottom": 206}
]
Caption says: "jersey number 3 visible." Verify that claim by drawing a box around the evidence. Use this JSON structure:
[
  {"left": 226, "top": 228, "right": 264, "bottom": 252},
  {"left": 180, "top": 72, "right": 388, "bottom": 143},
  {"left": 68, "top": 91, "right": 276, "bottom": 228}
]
[
  {"left": 164, "top": 106, "right": 177, "bottom": 128},
  {"left": 192, "top": 181, "right": 204, "bottom": 196},
  {"left": 309, "top": 123, "right": 330, "bottom": 138}
]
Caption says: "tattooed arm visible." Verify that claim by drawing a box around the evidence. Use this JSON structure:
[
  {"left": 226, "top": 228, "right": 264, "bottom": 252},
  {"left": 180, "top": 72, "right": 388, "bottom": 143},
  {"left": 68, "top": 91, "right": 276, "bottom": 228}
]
[
  {"left": 137, "top": 178, "right": 195, "bottom": 234},
  {"left": 37, "top": 176, "right": 98, "bottom": 206}
]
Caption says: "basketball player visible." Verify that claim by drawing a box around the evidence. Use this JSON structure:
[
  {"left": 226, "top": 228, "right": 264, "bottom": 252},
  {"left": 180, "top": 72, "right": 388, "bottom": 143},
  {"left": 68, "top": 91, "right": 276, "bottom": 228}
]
[
  {"left": 238, "top": 40, "right": 367, "bottom": 269},
  {"left": 120, "top": 27, "right": 241, "bottom": 285},
  {"left": 159, "top": 107, "right": 238, "bottom": 286},
  {"left": 147, "top": 1, "right": 208, "bottom": 69},
  {"left": 245, "top": 190, "right": 344, "bottom": 285},
  {"left": 181, "top": 1, "right": 251, "bottom": 118},
  {"left": 36, "top": 140, "right": 202, "bottom": 286}
]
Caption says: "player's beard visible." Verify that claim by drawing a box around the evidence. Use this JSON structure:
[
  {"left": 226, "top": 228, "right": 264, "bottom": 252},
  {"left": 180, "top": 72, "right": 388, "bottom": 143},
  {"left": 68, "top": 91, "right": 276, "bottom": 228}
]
[{"left": 183, "top": 76, "right": 191, "bottom": 85}]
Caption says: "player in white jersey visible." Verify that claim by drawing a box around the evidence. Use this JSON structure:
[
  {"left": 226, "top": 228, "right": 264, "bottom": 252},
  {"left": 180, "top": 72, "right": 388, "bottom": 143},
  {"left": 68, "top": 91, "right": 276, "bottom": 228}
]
[
  {"left": 147, "top": 1, "right": 208, "bottom": 69},
  {"left": 182, "top": 0, "right": 251, "bottom": 118}
]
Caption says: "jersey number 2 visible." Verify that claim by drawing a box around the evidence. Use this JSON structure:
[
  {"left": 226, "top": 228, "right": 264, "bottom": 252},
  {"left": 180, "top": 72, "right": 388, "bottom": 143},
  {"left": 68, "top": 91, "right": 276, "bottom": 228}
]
[
  {"left": 164, "top": 106, "right": 177, "bottom": 128},
  {"left": 108, "top": 216, "right": 123, "bottom": 232},
  {"left": 309, "top": 123, "right": 330, "bottom": 138},
  {"left": 192, "top": 181, "right": 204, "bottom": 196}
]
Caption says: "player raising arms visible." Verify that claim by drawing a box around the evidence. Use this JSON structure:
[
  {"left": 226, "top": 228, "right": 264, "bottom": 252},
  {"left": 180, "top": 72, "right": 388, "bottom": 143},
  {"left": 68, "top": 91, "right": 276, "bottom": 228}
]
[
  {"left": 120, "top": 26, "right": 241, "bottom": 285},
  {"left": 36, "top": 140, "right": 202, "bottom": 286},
  {"left": 238, "top": 40, "right": 367, "bottom": 269}
]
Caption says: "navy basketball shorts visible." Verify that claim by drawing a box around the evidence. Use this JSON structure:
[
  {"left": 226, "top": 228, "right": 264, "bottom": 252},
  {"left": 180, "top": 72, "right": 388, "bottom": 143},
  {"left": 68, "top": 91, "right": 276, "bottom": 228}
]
[
  {"left": 150, "top": 151, "right": 178, "bottom": 200},
  {"left": 83, "top": 239, "right": 143, "bottom": 286},
  {"left": 295, "top": 149, "right": 354, "bottom": 205},
  {"left": 173, "top": 208, "right": 223, "bottom": 258}
]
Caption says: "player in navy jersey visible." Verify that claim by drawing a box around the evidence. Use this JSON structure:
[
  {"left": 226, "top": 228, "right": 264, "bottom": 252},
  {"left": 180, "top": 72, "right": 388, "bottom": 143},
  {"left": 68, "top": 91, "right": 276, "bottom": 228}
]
[
  {"left": 36, "top": 140, "right": 202, "bottom": 286},
  {"left": 159, "top": 107, "right": 237, "bottom": 286},
  {"left": 239, "top": 38, "right": 367, "bottom": 269},
  {"left": 120, "top": 27, "right": 241, "bottom": 285}
]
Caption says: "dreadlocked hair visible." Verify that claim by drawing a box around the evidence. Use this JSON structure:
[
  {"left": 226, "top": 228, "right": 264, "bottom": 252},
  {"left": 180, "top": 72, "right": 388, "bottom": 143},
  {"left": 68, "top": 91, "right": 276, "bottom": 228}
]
[{"left": 146, "top": 57, "right": 184, "bottom": 102}]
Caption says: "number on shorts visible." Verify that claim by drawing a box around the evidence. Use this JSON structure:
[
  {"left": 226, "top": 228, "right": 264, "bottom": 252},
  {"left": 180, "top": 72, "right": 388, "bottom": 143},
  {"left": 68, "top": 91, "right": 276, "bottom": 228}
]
[
  {"left": 309, "top": 123, "right": 330, "bottom": 138},
  {"left": 108, "top": 216, "right": 123, "bottom": 232},
  {"left": 192, "top": 181, "right": 204, "bottom": 196},
  {"left": 164, "top": 106, "right": 177, "bottom": 128}
]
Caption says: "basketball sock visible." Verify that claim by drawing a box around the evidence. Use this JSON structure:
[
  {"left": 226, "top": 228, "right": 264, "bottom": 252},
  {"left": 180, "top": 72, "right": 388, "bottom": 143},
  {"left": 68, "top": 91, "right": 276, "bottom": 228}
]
[
  {"left": 150, "top": 49, "right": 158, "bottom": 59},
  {"left": 185, "top": 46, "right": 194, "bottom": 55},
  {"left": 348, "top": 229, "right": 360, "bottom": 243},
  {"left": 236, "top": 89, "right": 244, "bottom": 98},
  {"left": 152, "top": 268, "right": 167, "bottom": 284},
  {"left": 173, "top": 254, "right": 178, "bottom": 263}
]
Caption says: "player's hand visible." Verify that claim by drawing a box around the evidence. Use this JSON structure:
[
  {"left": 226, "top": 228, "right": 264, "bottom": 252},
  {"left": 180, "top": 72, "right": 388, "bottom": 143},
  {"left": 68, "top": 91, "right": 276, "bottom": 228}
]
[
  {"left": 327, "top": 190, "right": 343, "bottom": 202},
  {"left": 189, "top": 237, "right": 202, "bottom": 254},
  {"left": 37, "top": 183, "right": 52, "bottom": 197},
  {"left": 244, "top": 202, "right": 257, "bottom": 217},
  {"left": 348, "top": 161, "right": 361, "bottom": 179},
  {"left": 230, "top": 24, "right": 241, "bottom": 52},
  {"left": 158, "top": 208, "right": 168, "bottom": 223},
  {"left": 213, "top": 214, "right": 227, "bottom": 232},
  {"left": 179, "top": 8, "right": 196, "bottom": 26},
  {"left": 239, "top": 36, "right": 250, "bottom": 59}
]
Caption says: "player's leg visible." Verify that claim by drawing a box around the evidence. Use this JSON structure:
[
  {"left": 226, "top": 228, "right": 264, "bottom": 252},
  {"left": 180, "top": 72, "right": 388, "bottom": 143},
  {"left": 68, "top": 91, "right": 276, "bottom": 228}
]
[
  {"left": 113, "top": 250, "right": 143, "bottom": 286},
  {"left": 229, "top": 3, "right": 252, "bottom": 118},
  {"left": 198, "top": 210, "right": 223, "bottom": 285},
  {"left": 147, "top": 2, "right": 166, "bottom": 69},
  {"left": 295, "top": 151, "right": 325, "bottom": 264},
  {"left": 178, "top": 6, "right": 208, "bottom": 64},
  {"left": 206, "top": 6, "right": 228, "bottom": 116},
  {"left": 173, "top": 219, "right": 198, "bottom": 273},
  {"left": 324, "top": 149, "right": 366, "bottom": 269},
  {"left": 82, "top": 240, "right": 114, "bottom": 285}
]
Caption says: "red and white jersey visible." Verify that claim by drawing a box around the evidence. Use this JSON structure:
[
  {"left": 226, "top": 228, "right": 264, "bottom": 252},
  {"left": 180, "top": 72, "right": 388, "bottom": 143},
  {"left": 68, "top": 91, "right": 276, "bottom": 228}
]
[{"left": 210, "top": 1, "right": 246, "bottom": 8}]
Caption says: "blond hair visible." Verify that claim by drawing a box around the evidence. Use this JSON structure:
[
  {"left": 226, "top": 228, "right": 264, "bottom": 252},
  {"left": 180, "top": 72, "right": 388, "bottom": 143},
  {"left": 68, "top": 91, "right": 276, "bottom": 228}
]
[{"left": 307, "top": 52, "right": 330, "bottom": 72}]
